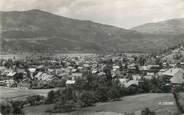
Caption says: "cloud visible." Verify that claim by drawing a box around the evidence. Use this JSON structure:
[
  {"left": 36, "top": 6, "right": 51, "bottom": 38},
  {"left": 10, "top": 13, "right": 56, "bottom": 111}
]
[{"left": 0, "top": 0, "right": 184, "bottom": 28}]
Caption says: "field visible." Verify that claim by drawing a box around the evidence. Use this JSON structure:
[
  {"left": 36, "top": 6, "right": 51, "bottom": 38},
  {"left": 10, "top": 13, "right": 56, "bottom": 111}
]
[
  {"left": 0, "top": 53, "right": 95, "bottom": 60},
  {"left": 0, "top": 87, "right": 58, "bottom": 102},
  {"left": 23, "top": 93, "right": 179, "bottom": 115}
]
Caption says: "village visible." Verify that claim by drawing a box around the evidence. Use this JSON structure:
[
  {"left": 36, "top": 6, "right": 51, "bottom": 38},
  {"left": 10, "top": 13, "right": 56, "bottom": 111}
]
[
  {"left": 0, "top": 45, "right": 184, "bottom": 90},
  {"left": 1, "top": 45, "right": 184, "bottom": 115}
]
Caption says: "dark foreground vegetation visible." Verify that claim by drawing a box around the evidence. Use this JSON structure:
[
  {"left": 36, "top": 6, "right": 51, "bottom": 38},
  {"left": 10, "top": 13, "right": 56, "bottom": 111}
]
[
  {"left": 1, "top": 71, "right": 184, "bottom": 115},
  {"left": 0, "top": 95, "right": 45, "bottom": 115},
  {"left": 44, "top": 71, "right": 174, "bottom": 113},
  {"left": 1, "top": 72, "right": 184, "bottom": 115}
]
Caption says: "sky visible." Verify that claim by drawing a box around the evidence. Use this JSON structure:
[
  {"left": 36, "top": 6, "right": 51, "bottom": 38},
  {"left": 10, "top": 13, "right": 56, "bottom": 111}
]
[{"left": 0, "top": 0, "right": 184, "bottom": 29}]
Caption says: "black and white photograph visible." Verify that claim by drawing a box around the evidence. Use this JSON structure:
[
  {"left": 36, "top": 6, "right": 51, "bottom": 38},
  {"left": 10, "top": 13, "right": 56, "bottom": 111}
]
[{"left": 0, "top": 0, "right": 184, "bottom": 115}]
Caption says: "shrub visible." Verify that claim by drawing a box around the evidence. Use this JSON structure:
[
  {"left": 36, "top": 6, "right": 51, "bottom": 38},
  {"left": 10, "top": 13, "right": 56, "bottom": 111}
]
[
  {"left": 150, "top": 87, "right": 163, "bottom": 93},
  {"left": 95, "top": 86, "right": 109, "bottom": 102},
  {"left": 51, "top": 100, "right": 76, "bottom": 113},
  {"left": 46, "top": 90, "right": 55, "bottom": 104},
  {"left": 10, "top": 100, "right": 25, "bottom": 114},
  {"left": 0, "top": 102, "right": 12, "bottom": 114},
  {"left": 78, "top": 91, "right": 96, "bottom": 107},
  {"left": 50, "top": 79, "right": 66, "bottom": 88},
  {"left": 26, "top": 95, "right": 45, "bottom": 106},
  {"left": 126, "top": 85, "right": 139, "bottom": 95},
  {"left": 141, "top": 108, "right": 156, "bottom": 115},
  {"left": 0, "top": 101, "right": 24, "bottom": 115},
  {"left": 108, "top": 87, "right": 121, "bottom": 100}
]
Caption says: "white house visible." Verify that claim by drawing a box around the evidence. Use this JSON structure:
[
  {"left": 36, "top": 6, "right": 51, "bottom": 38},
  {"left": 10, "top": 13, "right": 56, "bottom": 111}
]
[{"left": 162, "top": 68, "right": 184, "bottom": 84}]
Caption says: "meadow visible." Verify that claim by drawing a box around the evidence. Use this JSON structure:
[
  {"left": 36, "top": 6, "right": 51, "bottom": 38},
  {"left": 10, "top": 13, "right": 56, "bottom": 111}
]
[
  {"left": 23, "top": 93, "right": 178, "bottom": 115},
  {"left": 0, "top": 87, "right": 57, "bottom": 102}
]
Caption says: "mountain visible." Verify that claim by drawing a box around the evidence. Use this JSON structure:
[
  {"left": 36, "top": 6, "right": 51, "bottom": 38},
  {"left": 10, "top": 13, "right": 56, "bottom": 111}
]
[
  {"left": 0, "top": 10, "right": 184, "bottom": 53},
  {"left": 132, "top": 18, "right": 184, "bottom": 35}
]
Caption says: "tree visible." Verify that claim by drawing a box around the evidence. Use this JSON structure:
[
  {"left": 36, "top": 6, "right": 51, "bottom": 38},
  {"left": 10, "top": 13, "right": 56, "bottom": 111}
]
[
  {"left": 108, "top": 87, "right": 121, "bottom": 100},
  {"left": 0, "top": 101, "right": 24, "bottom": 115},
  {"left": 103, "top": 65, "right": 112, "bottom": 80},
  {"left": 0, "top": 102, "right": 12, "bottom": 115},
  {"left": 78, "top": 91, "right": 96, "bottom": 107},
  {"left": 46, "top": 90, "right": 55, "bottom": 104},
  {"left": 140, "top": 78, "right": 151, "bottom": 93},
  {"left": 52, "top": 100, "right": 76, "bottom": 113},
  {"left": 13, "top": 73, "right": 24, "bottom": 82},
  {"left": 26, "top": 95, "right": 45, "bottom": 106},
  {"left": 10, "top": 100, "right": 24, "bottom": 114},
  {"left": 95, "top": 86, "right": 109, "bottom": 102},
  {"left": 142, "top": 108, "right": 156, "bottom": 115}
]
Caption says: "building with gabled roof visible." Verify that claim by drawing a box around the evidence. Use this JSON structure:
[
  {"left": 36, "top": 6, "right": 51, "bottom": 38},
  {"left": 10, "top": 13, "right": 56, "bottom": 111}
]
[{"left": 162, "top": 68, "right": 184, "bottom": 84}]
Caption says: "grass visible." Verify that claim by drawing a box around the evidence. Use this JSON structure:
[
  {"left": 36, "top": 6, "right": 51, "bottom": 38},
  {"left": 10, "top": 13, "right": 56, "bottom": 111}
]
[
  {"left": 23, "top": 93, "right": 179, "bottom": 115},
  {"left": 82, "top": 93, "right": 177, "bottom": 115},
  {"left": 0, "top": 87, "right": 58, "bottom": 102}
]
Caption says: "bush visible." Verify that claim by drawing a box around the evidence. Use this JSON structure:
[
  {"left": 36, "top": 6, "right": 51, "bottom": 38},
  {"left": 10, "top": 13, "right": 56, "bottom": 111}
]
[
  {"left": 10, "top": 100, "right": 25, "bottom": 114},
  {"left": 0, "top": 101, "right": 24, "bottom": 115},
  {"left": 108, "top": 87, "right": 121, "bottom": 100},
  {"left": 51, "top": 100, "right": 76, "bottom": 113},
  {"left": 46, "top": 90, "right": 55, "bottom": 104},
  {"left": 31, "top": 80, "right": 54, "bottom": 89},
  {"left": 160, "top": 84, "right": 171, "bottom": 93},
  {"left": 50, "top": 79, "right": 66, "bottom": 88},
  {"left": 0, "top": 102, "right": 12, "bottom": 114},
  {"left": 126, "top": 85, "right": 139, "bottom": 95},
  {"left": 139, "top": 79, "right": 151, "bottom": 93},
  {"left": 78, "top": 91, "right": 96, "bottom": 107},
  {"left": 95, "top": 86, "right": 109, "bottom": 102},
  {"left": 150, "top": 87, "right": 163, "bottom": 93},
  {"left": 26, "top": 95, "right": 45, "bottom": 106},
  {"left": 141, "top": 108, "right": 156, "bottom": 115}
]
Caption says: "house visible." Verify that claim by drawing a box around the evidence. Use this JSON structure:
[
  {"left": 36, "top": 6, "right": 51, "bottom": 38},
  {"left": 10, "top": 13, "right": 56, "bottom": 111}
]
[
  {"left": 132, "top": 74, "right": 142, "bottom": 80},
  {"left": 7, "top": 71, "right": 16, "bottom": 77},
  {"left": 1, "top": 69, "right": 12, "bottom": 76},
  {"left": 162, "top": 68, "right": 184, "bottom": 84},
  {"left": 34, "top": 72, "right": 54, "bottom": 81},
  {"left": 119, "top": 78, "right": 139, "bottom": 88},
  {"left": 158, "top": 69, "right": 167, "bottom": 76},
  {"left": 119, "top": 78, "right": 128, "bottom": 85},
  {"left": 162, "top": 68, "right": 184, "bottom": 78},
  {"left": 125, "top": 80, "right": 139, "bottom": 88},
  {"left": 72, "top": 72, "right": 82, "bottom": 79},
  {"left": 92, "top": 69, "right": 98, "bottom": 74},
  {"left": 98, "top": 72, "right": 106, "bottom": 76},
  {"left": 112, "top": 69, "right": 121, "bottom": 78},
  {"left": 143, "top": 72, "right": 155, "bottom": 80},
  {"left": 28, "top": 68, "right": 36, "bottom": 79},
  {"left": 17, "top": 78, "right": 31, "bottom": 89},
  {"left": 148, "top": 65, "right": 160, "bottom": 73},
  {"left": 34, "top": 72, "right": 43, "bottom": 79},
  {"left": 113, "top": 65, "right": 120, "bottom": 70},
  {"left": 139, "top": 66, "right": 150, "bottom": 72},
  {"left": 66, "top": 80, "right": 75, "bottom": 85},
  {"left": 170, "top": 75, "right": 184, "bottom": 84},
  {"left": 0, "top": 79, "right": 15, "bottom": 87},
  {"left": 28, "top": 68, "right": 36, "bottom": 73}
]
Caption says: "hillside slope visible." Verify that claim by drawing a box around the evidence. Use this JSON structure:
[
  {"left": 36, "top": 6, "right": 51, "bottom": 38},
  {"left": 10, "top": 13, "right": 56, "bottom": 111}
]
[
  {"left": 1, "top": 10, "right": 184, "bottom": 53},
  {"left": 132, "top": 18, "right": 184, "bottom": 35}
]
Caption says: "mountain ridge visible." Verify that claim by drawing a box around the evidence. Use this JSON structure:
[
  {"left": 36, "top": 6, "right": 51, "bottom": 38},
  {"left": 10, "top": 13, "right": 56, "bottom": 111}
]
[
  {"left": 1, "top": 9, "right": 184, "bottom": 53},
  {"left": 132, "top": 18, "right": 184, "bottom": 35}
]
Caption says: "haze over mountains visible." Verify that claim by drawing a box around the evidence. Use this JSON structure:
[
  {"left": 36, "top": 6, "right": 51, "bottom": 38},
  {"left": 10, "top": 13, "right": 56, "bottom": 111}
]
[{"left": 1, "top": 9, "right": 184, "bottom": 53}]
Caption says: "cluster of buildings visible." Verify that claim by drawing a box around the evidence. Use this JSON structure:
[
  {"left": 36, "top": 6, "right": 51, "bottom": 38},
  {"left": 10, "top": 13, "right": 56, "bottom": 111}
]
[{"left": 0, "top": 51, "right": 184, "bottom": 89}]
